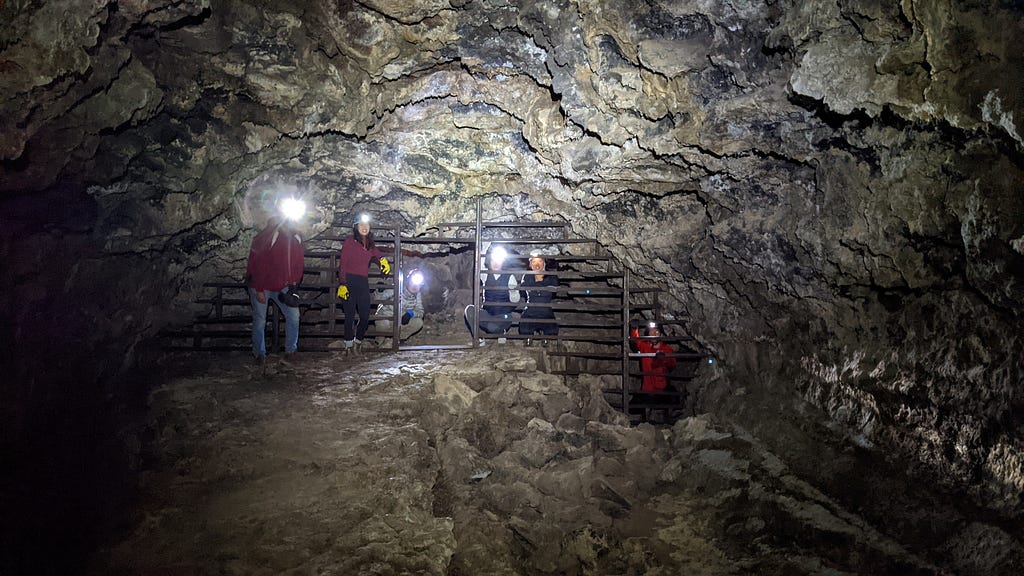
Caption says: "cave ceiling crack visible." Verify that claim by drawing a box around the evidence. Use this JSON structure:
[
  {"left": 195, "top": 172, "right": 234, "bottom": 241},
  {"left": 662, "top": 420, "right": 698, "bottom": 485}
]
[
  {"left": 351, "top": 0, "right": 454, "bottom": 26},
  {"left": 15, "top": 44, "right": 136, "bottom": 147},
  {"left": 281, "top": 126, "right": 361, "bottom": 141},
  {"left": 836, "top": 237, "right": 939, "bottom": 295},
  {"left": 101, "top": 199, "right": 241, "bottom": 259}
]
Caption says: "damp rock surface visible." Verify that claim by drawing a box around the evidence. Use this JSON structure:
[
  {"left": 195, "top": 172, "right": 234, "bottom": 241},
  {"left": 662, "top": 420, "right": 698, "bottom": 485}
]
[
  {"left": 90, "top": 348, "right": 1023, "bottom": 575},
  {"left": 2, "top": 1, "right": 1023, "bottom": 572}
]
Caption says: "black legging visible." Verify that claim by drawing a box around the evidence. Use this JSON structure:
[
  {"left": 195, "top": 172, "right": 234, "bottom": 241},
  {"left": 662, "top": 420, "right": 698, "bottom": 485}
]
[{"left": 341, "top": 275, "right": 371, "bottom": 341}]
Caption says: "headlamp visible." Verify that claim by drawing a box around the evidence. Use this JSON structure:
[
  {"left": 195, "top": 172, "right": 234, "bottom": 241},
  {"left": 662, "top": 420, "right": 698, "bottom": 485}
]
[
  {"left": 409, "top": 270, "right": 425, "bottom": 287},
  {"left": 647, "top": 321, "right": 658, "bottom": 329},
  {"left": 356, "top": 213, "right": 371, "bottom": 225},
  {"left": 279, "top": 197, "right": 307, "bottom": 222},
  {"left": 490, "top": 245, "right": 508, "bottom": 265}
]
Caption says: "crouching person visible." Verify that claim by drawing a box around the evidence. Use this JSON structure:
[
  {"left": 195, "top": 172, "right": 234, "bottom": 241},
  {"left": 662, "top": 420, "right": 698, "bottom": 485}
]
[{"left": 376, "top": 269, "right": 426, "bottom": 347}]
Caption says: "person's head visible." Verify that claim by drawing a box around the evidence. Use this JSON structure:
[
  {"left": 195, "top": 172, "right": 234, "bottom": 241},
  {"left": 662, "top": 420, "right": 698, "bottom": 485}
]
[
  {"left": 488, "top": 245, "right": 508, "bottom": 270},
  {"left": 646, "top": 321, "right": 661, "bottom": 337},
  {"left": 277, "top": 196, "right": 307, "bottom": 225},
  {"left": 352, "top": 213, "right": 373, "bottom": 243},
  {"left": 528, "top": 250, "right": 546, "bottom": 272},
  {"left": 405, "top": 269, "right": 424, "bottom": 294}
]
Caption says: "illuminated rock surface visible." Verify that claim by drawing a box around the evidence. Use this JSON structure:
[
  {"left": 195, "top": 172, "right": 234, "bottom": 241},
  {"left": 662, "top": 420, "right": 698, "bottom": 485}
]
[
  {"left": 92, "top": 348, "right": 1021, "bottom": 575},
  {"left": 2, "top": 1, "right": 1022, "bottom": 574}
]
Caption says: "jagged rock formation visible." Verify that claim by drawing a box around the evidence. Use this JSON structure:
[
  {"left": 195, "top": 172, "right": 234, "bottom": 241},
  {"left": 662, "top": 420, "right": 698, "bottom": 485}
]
[
  {"left": 2, "top": 0, "right": 1023, "bottom": 574},
  {"left": 94, "top": 349, "right": 1024, "bottom": 575}
]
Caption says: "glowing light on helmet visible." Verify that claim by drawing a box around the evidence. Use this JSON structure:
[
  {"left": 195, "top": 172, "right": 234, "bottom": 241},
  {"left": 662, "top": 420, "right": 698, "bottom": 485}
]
[
  {"left": 279, "top": 197, "right": 307, "bottom": 222},
  {"left": 409, "top": 270, "right": 425, "bottom": 287},
  {"left": 647, "top": 321, "right": 658, "bottom": 329},
  {"left": 357, "top": 213, "right": 371, "bottom": 224},
  {"left": 489, "top": 245, "right": 508, "bottom": 265}
]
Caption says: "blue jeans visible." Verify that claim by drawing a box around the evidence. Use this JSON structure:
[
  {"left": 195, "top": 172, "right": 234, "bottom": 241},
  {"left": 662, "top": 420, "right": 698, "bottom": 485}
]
[{"left": 250, "top": 287, "right": 300, "bottom": 356}]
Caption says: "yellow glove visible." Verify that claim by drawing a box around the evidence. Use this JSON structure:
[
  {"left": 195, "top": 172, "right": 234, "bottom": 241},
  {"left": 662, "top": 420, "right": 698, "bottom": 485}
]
[
  {"left": 337, "top": 285, "right": 349, "bottom": 300},
  {"left": 379, "top": 257, "right": 391, "bottom": 276}
]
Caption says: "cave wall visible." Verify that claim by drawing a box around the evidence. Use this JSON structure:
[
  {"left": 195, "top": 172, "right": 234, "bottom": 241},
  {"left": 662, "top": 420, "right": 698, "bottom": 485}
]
[{"left": 2, "top": 0, "right": 1023, "bottom": 523}]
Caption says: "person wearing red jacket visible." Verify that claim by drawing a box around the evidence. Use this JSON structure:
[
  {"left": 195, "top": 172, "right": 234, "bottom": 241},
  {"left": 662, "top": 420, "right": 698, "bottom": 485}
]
[
  {"left": 632, "top": 322, "right": 677, "bottom": 392},
  {"left": 337, "top": 214, "right": 390, "bottom": 355},
  {"left": 245, "top": 216, "right": 305, "bottom": 362}
]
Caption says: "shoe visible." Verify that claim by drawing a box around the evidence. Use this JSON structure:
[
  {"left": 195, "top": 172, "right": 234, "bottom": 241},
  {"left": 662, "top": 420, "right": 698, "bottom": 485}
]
[
  {"left": 280, "top": 352, "right": 296, "bottom": 366},
  {"left": 497, "top": 337, "right": 507, "bottom": 344},
  {"left": 478, "top": 338, "right": 486, "bottom": 347},
  {"left": 353, "top": 339, "right": 363, "bottom": 357},
  {"left": 379, "top": 338, "right": 392, "bottom": 349},
  {"left": 254, "top": 354, "right": 267, "bottom": 366}
]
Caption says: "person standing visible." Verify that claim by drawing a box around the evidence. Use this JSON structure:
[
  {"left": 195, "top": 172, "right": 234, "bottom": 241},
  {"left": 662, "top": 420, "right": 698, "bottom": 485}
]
[
  {"left": 632, "top": 321, "right": 677, "bottom": 392},
  {"left": 376, "top": 269, "right": 426, "bottom": 347},
  {"left": 518, "top": 250, "right": 559, "bottom": 344},
  {"left": 464, "top": 244, "right": 519, "bottom": 343},
  {"left": 338, "top": 214, "right": 390, "bottom": 355},
  {"left": 245, "top": 210, "right": 305, "bottom": 364}
]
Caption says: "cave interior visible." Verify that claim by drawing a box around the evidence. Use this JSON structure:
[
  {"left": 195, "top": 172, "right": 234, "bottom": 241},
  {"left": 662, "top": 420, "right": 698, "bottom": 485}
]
[{"left": 1, "top": 0, "right": 1023, "bottom": 574}]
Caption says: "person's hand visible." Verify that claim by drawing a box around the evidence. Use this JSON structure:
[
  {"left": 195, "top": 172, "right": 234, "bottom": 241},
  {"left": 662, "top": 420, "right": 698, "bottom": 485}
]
[
  {"left": 401, "top": 311, "right": 414, "bottom": 325},
  {"left": 337, "top": 285, "right": 350, "bottom": 300},
  {"left": 655, "top": 352, "right": 665, "bottom": 359},
  {"left": 256, "top": 290, "right": 267, "bottom": 304},
  {"left": 379, "top": 257, "right": 391, "bottom": 276}
]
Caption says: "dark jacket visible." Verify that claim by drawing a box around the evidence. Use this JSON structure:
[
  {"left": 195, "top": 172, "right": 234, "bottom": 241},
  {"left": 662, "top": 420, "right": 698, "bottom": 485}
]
[
  {"left": 483, "top": 272, "right": 517, "bottom": 315},
  {"left": 520, "top": 273, "right": 558, "bottom": 319}
]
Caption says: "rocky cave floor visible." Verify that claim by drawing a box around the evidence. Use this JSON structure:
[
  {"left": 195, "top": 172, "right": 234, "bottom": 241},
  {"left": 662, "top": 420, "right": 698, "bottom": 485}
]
[{"left": 85, "top": 343, "right": 1023, "bottom": 576}]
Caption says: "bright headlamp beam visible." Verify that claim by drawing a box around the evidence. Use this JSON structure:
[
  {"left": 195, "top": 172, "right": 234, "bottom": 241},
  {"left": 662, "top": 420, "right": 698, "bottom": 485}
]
[
  {"left": 409, "top": 271, "right": 425, "bottom": 286},
  {"left": 279, "top": 197, "right": 307, "bottom": 222},
  {"left": 358, "top": 213, "right": 371, "bottom": 224},
  {"left": 490, "top": 245, "right": 508, "bottom": 264}
]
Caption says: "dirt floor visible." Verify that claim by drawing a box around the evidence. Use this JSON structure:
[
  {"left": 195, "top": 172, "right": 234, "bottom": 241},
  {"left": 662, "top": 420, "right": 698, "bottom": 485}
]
[{"left": 85, "top": 345, "right": 1022, "bottom": 576}]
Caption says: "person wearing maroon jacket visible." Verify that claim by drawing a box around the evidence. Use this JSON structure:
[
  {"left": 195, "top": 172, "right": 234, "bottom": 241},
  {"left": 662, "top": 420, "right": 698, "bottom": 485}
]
[
  {"left": 245, "top": 216, "right": 305, "bottom": 362},
  {"left": 337, "top": 214, "right": 391, "bottom": 355}
]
